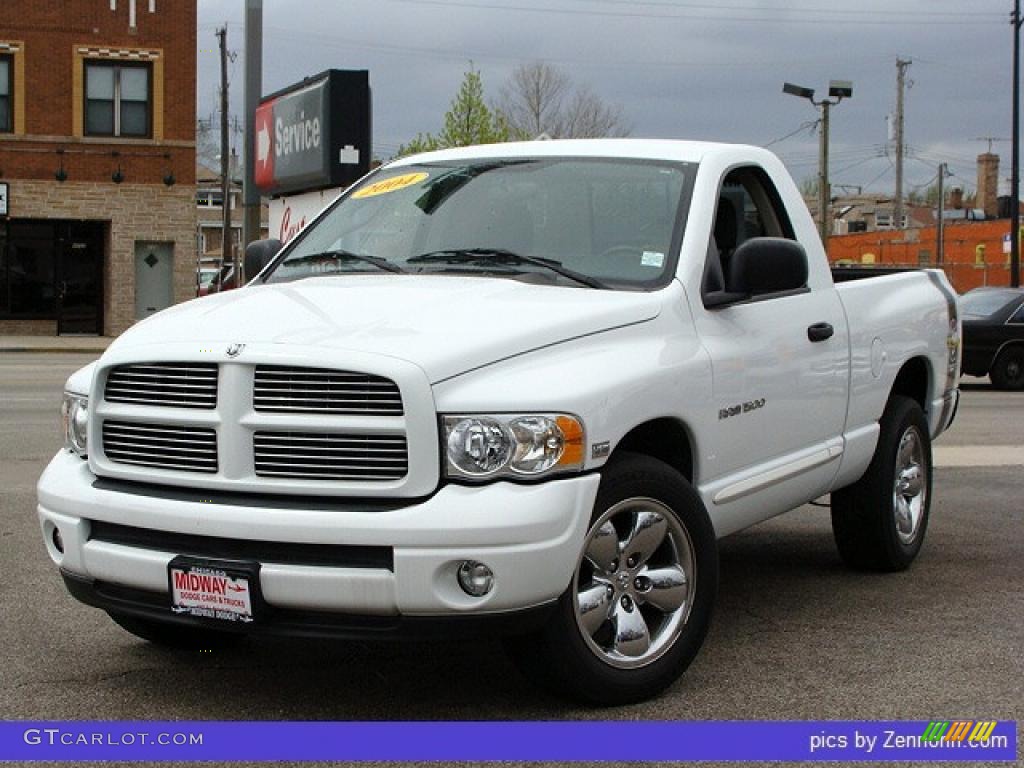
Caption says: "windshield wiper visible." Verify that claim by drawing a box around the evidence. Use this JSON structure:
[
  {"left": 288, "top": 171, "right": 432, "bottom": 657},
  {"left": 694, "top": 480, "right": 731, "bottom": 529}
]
[
  {"left": 407, "top": 248, "right": 607, "bottom": 289},
  {"left": 282, "top": 249, "right": 406, "bottom": 275}
]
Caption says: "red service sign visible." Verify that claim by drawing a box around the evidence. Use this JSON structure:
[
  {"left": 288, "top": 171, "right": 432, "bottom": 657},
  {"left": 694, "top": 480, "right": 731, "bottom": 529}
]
[
  {"left": 254, "top": 70, "right": 371, "bottom": 196},
  {"left": 253, "top": 99, "right": 276, "bottom": 191}
]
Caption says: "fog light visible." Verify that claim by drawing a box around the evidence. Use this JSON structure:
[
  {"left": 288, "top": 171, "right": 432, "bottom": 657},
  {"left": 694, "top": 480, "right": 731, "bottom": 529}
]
[
  {"left": 457, "top": 560, "right": 494, "bottom": 597},
  {"left": 52, "top": 527, "right": 64, "bottom": 554}
]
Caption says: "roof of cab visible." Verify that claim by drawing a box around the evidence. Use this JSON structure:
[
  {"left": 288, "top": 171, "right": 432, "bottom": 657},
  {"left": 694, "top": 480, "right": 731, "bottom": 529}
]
[{"left": 385, "top": 138, "right": 774, "bottom": 167}]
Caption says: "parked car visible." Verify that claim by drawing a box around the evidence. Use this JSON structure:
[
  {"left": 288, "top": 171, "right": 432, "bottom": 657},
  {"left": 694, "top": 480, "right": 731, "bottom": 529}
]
[
  {"left": 197, "top": 263, "right": 240, "bottom": 296},
  {"left": 196, "top": 267, "right": 219, "bottom": 297},
  {"left": 960, "top": 286, "right": 1024, "bottom": 389},
  {"left": 39, "top": 140, "right": 960, "bottom": 705}
]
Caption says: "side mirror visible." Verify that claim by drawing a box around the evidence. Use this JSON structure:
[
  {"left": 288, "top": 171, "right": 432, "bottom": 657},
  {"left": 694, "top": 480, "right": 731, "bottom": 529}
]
[
  {"left": 726, "top": 237, "right": 808, "bottom": 296},
  {"left": 244, "top": 238, "right": 282, "bottom": 283}
]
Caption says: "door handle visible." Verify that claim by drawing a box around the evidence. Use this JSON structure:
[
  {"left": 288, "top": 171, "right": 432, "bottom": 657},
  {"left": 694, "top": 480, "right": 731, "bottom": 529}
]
[{"left": 807, "top": 322, "right": 834, "bottom": 342}]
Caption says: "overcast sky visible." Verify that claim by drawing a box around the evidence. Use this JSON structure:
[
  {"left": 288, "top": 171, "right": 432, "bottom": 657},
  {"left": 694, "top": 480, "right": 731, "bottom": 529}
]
[{"left": 198, "top": 0, "right": 1013, "bottom": 197}]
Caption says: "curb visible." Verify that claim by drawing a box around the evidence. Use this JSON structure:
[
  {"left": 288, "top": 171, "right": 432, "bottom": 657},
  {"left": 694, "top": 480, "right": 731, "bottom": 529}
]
[{"left": 1, "top": 347, "right": 109, "bottom": 354}]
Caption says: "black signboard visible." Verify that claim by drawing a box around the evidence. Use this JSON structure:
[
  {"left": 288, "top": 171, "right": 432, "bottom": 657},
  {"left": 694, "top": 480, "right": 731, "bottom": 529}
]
[{"left": 254, "top": 70, "right": 371, "bottom": 196}]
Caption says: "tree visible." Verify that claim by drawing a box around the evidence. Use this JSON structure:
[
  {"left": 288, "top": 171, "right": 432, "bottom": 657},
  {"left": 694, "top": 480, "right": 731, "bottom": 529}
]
[
  {"left": 397, "top": 68, "right": 510, "bottom": 156},
  {"left": 498, "top": 62, "right": 569, "bottom": 139},
  {"left": 497, "top": 62, "right": 630, "bottom": 140},
  {"left": 560, "top": 84, "right": 630, "bottom": 139},
  {"left": 799, "top": 176, "right": 819, "bottom": 199}
]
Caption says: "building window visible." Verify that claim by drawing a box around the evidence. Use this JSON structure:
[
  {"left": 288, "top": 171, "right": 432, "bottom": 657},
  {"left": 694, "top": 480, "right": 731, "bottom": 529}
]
[
  {"left": 875, "top": 211, "right": 908, "bottom": 230},
  {"left": 84, "top": 61, "right": 151, "bottom": 137},
  {"left": 0, "top": 222, "right": 57, "bottom": 318},
  {"left": 0, "top": 54, "right": 11, "bottom": 133},
  {"left": 196, "top": 189, "right": 224, "bottom": 207}
]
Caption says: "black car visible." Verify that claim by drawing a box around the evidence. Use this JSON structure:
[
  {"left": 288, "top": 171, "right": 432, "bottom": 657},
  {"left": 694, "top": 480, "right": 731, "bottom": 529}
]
[{"left": 960, "top": 287, "right": 1024, "bottom": 389}]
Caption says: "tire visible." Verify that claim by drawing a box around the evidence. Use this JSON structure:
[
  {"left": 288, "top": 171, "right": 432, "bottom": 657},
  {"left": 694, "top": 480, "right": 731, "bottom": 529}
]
[
  {"left": 831, "top": 396, "right": 932, "bottom": 572},
  {"left": 989, "top": 346, "right": 1024, "bottom": 390},
  {"left": 505, "top": 453, "right": 718, "bottom": 705},
  {"left": 109, "top": 613, "right": 244, "bottom": 650}
]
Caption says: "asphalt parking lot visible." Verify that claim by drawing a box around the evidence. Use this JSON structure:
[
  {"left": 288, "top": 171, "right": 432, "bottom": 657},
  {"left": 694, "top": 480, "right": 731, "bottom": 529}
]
[{"left": 1, "top": 355, "right": 1020, "bottom": 764}]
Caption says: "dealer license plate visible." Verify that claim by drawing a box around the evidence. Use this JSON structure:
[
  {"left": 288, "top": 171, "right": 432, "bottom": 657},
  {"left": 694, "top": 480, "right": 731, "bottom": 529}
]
[{"left": 168, "top": 557, "right": 258, "bottom": 624}]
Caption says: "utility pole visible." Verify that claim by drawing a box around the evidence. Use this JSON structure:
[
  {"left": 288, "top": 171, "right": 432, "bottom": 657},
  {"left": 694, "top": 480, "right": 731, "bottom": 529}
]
[
  {"left": 818, "top": 101, "right": 830, "bottom": 246},
  {"left": 936, "top": 163, "right": 947, "bottom": 266},
  {"left": 1012, "top": 0, "right": 1022, "bottom": 287},
  {"left": 894, "top": 58, "right": 912, "bottom": 232},
  {"left": 217, "top": 25, "right": 233, "bottom": 292},
  {"left": 242, "top": 0, "right": 264, "bottom": 258}
]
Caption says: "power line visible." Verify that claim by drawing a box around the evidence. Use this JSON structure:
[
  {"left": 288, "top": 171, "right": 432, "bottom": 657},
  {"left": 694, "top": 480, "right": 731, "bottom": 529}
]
[
  {"left": 831, "top": 153, "right": 885, "bottom": 178},
  {"left": 558, "top": 0, "right": 1002, "bottom": 18},
  {"left": 385, "top": 0, "right": 1002, "bottom": 25},
  {"left": 257, "top": 24, "right": 887, "bottom": 71},
  {"left": 860, "top": 158, "right": 895, "bottom": 191},
  {"left": 764, "top": 120, "right": 819, "bottom": 147}
]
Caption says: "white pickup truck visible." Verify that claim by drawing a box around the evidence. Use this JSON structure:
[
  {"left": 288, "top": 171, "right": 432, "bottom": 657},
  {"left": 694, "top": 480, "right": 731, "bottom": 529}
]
[{"left": 38, "top": 139, "right": 960, "bottom": 704}]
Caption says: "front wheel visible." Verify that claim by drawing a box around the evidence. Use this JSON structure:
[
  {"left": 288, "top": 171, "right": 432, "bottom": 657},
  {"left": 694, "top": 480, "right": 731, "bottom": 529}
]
[
  {"left": 990, "top": 346, "right": 1024, "bottom": 390},
  {"left": 831, "top": 396, "right": 932, "bottom": 571},
  {"left": 506, "top": 453, "right": 718, "bottom": 705}
]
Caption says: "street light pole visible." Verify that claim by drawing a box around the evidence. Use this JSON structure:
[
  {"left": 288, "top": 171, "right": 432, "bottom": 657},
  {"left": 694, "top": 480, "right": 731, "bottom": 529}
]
[
  {"left": 818, "top": 100, "right": 830, "bottom": 248},
  {"left": 1012, "top": 0, "right": 1021, "bottom": 287},
  {"left": 783, "top": 80, "right": 852, "bottom": 251},
  {"left": 242, "top": 0, "right": 263, "bottom": 256}
]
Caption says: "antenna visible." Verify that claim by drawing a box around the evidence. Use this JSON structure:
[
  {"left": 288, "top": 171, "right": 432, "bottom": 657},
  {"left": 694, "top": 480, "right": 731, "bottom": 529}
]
[{"left": 974, "top": 137, "right": 1010, "bottom": 154}]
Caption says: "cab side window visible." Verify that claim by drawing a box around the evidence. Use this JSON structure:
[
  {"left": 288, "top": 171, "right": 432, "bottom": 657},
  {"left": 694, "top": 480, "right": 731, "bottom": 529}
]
[
  {"left": 1009, "top": 302, "right": 1024, "bottom": 324},
  {"left": 703, "top": 166, "right": 796, "bottom": 302}
]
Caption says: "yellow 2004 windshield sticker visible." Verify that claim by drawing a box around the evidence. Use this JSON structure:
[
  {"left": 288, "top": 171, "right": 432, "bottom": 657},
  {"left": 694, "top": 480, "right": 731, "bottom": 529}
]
[{"left": 352, "top": 172, "right": 429, "bottom": 199}]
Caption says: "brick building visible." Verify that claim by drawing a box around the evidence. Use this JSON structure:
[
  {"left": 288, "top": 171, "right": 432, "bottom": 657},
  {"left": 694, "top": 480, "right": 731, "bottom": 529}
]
[
  {"left": 196, "top": 162, "right": 269, "bottom": 264},
  {"left": 0, "top": 0, "right": 196, "bottom": 336}
]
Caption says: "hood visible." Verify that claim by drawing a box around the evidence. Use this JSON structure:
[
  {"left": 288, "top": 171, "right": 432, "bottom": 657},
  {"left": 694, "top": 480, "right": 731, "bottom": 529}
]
[{"left": 110, "top": 275, "right": 663, "bottom": 381}]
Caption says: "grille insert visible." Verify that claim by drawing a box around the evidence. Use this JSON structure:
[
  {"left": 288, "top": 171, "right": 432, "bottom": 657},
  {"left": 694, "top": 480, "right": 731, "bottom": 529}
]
[
  {"left": 254, "top": 432, "right": 408, "bottom": 481},
  {"left": 89, "top": 521, "right": 394, "bottom": 570},
  {"left": 104, "top": 363, "right": 218, "bottom": 409},
  {"left": 102, "top": 421, "right": 218, "bottom": 474},
  {"left": 253, "top": 366, "right": 403, "bottom": 416}
]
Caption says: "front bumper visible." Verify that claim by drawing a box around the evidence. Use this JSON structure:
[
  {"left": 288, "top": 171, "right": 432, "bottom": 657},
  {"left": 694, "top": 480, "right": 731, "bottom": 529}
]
[{"left": 38, "top": 450, "right": 599, "bottom": 630}]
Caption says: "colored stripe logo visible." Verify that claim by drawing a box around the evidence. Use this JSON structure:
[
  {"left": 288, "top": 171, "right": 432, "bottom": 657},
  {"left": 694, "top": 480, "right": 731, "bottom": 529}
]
[{"left": 922, "top": 720, "right": 998, "bottom": 742}]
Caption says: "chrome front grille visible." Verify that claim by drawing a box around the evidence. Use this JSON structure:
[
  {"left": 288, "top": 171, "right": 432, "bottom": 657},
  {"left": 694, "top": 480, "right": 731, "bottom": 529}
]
[
  {"left": 104, "top": 363, "right": 218, "bottom": 409},
  {"left": 102, "top": 421, "right": 218, "bottom": 474},
  {"left": 93, "top": 354, "right": 433, "bottom": 495},
  {"left": 253, "top": 432, "right": 409, "bottom": 481},
  {"left": 253, "top": 365, "right": 403, "bottom": 416}
]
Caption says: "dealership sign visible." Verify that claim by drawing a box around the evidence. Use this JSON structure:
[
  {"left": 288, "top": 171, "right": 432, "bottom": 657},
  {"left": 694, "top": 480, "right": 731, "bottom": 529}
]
[
  {"left": 269, "top": 187, "right": 344, "bottom": 245},
  {"left": 254, "top": 70, "right": 371, "bottom": 196}
]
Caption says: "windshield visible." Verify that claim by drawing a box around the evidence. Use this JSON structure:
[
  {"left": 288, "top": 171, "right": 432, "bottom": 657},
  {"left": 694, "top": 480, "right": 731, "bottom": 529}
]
[
  {"left": 263, "top": 157, "right": 690, "bottom": 290},
  {"left": 961, "top": 289, "right": 1022, "bottom": 318},
  {"left": 198, "top": 269, "right": 218, "bottom": 287}
]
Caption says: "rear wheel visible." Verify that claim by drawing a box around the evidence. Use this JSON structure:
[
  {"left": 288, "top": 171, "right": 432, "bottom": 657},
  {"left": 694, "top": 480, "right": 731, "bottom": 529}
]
[
  {"left": 505, "top": 453, "right": 718, "bottom": 705},
  {"left": 990, "top": 346, "right": 1024, "bottom": 390},
  {"left": 109, "top": 613, "right": 243, "bottom": 650},
  {"left": 831, "top": 396, "right": 932, "bottom": 571}
]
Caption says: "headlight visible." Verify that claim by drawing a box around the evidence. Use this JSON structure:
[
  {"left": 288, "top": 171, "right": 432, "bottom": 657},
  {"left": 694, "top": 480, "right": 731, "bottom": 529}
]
[
  {"left": 61, "top": 392, "right": 89, "bottom": 457},
  {"left": 443, "top": 414, "right": 585, "bottom": 480}
]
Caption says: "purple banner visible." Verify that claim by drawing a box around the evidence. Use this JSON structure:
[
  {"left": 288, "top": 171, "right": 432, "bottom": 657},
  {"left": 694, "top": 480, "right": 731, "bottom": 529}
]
[{"left": 0, "top": 720, "right": 1016, "bottom": 762}]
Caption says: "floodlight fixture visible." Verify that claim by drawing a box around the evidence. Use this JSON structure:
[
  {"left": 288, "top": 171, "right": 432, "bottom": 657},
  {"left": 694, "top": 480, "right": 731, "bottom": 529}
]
[
  {"left": 783, "top": 82, "right": 815, "bottom": 100},
  {"left": 829, "top": 80, "right": 854, "bottom": 99}
]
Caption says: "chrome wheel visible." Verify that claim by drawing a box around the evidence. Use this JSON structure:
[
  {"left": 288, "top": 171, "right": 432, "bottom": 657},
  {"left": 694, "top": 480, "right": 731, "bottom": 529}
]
[
  {"left": 573, "top": 498, "right": 696, "bottom": 669},
  {"left": 893, "top": 426, "right": 927, "bottom": 545}
]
